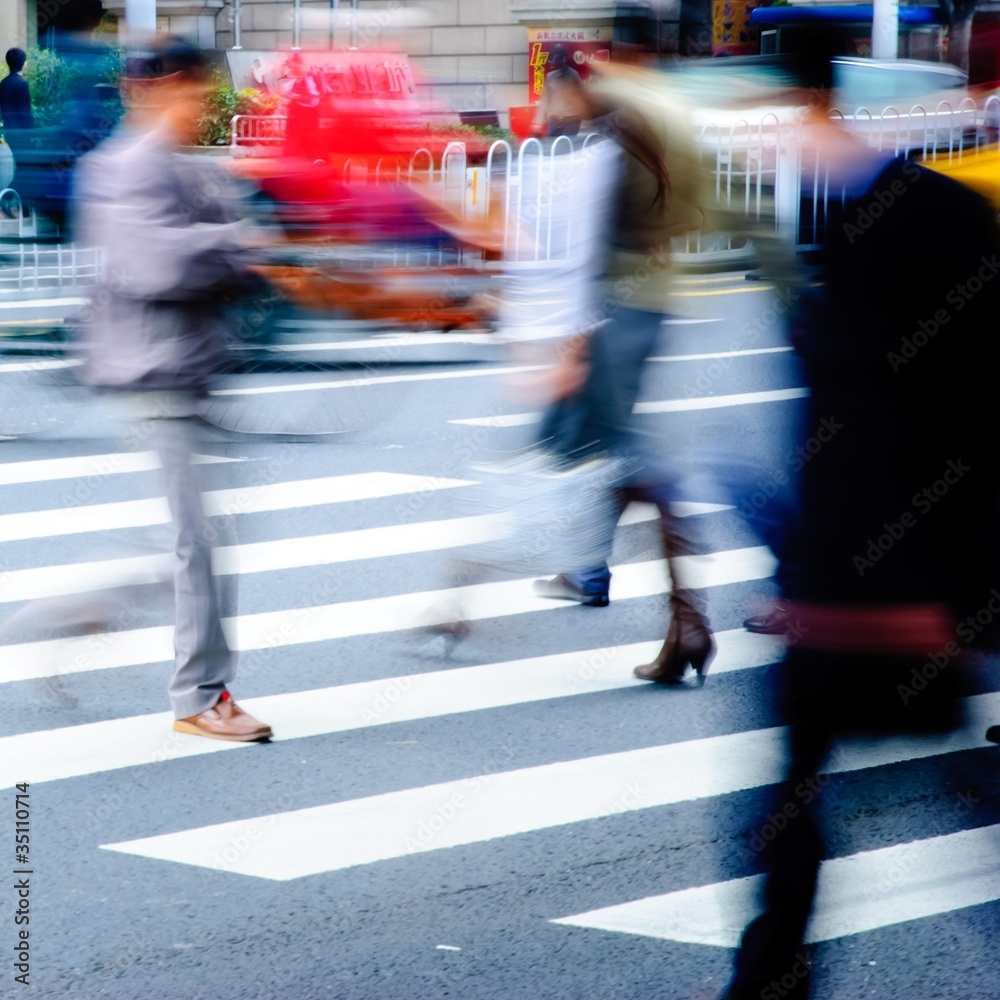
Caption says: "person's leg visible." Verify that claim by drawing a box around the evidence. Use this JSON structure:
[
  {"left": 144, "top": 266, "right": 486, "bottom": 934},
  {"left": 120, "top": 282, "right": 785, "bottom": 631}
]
[
  {"left": 632, "top": 485, "right": 715, "bottom": 682},
  {"left": 535, "top": 311, "right": 663, "bottom": 604},
  {"left": 151, "top": 416, "right": 235, "bottom": 720},
  {"left": 724, "top": 652, "right": 833, "bottom": 999},
  {"left": 572, "top": 306, "right": 664, "bottom": 455}
]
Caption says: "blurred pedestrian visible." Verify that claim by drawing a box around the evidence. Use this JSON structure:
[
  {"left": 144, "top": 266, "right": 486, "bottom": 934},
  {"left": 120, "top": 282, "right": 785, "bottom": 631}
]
[
  {"left": 281, "top": 52, "right": 322, "bottom": 161},
  {"left": 530, "top": 62, "right": 716, "bottom": 685},
  {"left": 532, "top": 44, "right": 585, "bottom": 138},
  {"left": 71, "top": 36, "right": 272, "bottom": 743},
  {"left": 720, "top": 31, "right": 1000, "bottom": 1000}
]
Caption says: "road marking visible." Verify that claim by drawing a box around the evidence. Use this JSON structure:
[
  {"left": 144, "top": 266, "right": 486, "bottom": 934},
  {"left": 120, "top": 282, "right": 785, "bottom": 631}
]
[
  {"left": 660, "top": 318, "right": 723, "bottom": 325},
  {"left": 0, "top": 547, "right": 778, "bottom": 683},
  {"left": 674, "top": 275, "right": 755, "bottom": 285},
  {"left": 649, "top": 347, "right": 794, "bottom": 362},
  {"left": 263, "top": 332, "right": 499, "bottom": 350},
  {"left": 450, "top": 412, "right": 541, "bottom": 428},
  {"left": 0, "top": 451, "right": 238, "bottom": 488},
  {"left": 0, "top": 358, "right": 81, "bottom": 372},
  {"left": 0, "top": 297, "right": 88, "bottom": 311},
  {"left": 553, "top": 824, "right": 1000, "bottom": 946},
  {"left": 0, "top": 514, "right": 508, "bottom": 603},
  {"left": 450, "top": 387, "right": 809, "bottom": 427},
  {"left": 98, "top": 694, "right": 1000, "bottom": 879},
  {"left": 0, "top": 503, "right": 733, "bottom": 604},
  {"left": 210, "top": 365, "right": 543, "bottom": 397},
  {"left": 0, "top": 630, "right": 785, "bottom": 788},
  {"left": 0, "top": 472, "right": 472, "bottom": 543},
  {"left": 635, "top": 388, "right": 809, "bottom": 414},
  {"left": 673, "top": 285, "right": 774, "bottom": 298}
]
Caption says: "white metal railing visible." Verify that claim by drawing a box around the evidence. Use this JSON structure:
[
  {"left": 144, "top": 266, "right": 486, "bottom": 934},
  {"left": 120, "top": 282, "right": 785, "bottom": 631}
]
[
  {"left": 230, "top": 114, "right": 288, "bottom": 148},
  {"left": 0, "top": 189, "right": 38, "bottom": 240},
  {"left": 0, "top": 244, "right": 105, "bottom": 295}
]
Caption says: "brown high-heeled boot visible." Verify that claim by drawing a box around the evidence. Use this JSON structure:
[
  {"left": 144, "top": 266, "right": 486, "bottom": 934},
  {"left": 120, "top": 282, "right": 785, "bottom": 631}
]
[
  {"left": 633, "top": 594, "right": 715, "bottom": 686},
  {"left": 633, "top": 500, "right": 714, "bottom": 685}
]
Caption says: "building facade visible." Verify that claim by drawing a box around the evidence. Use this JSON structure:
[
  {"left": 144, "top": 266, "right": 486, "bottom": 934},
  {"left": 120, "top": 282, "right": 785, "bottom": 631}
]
[{"left": 5, "top": 1, "right": 689, "bottom": 120}]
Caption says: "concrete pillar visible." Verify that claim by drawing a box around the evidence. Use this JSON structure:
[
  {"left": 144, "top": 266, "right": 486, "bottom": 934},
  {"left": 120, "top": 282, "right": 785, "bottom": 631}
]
[
  {"left": 0, "top": 0, "right": 37, "bottom": 51},
  {"left": 872, "top": 0, "right": 899, "bottom": 59},
  {"left": 125, "top": 0, "right": 157, "bottom": 36}
]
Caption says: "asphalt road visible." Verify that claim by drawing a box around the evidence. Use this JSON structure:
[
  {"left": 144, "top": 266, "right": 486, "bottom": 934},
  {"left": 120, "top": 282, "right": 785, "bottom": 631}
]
[{"left": 2, "top": 272, "right": 999, "bottom": 1000}]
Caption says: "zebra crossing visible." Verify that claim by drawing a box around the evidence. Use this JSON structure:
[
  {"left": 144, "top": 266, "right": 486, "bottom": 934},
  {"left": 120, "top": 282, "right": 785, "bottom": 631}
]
[{"left": 3, "top": 369, "right": 999, "bottom": 996}]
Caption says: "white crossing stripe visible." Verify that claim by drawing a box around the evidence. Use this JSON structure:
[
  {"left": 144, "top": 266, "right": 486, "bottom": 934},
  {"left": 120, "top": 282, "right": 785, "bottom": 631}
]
[
  {"left": 649, "top": 347, "right": 794, "bottom": 362},
  {"left": 0, "top": 297, "right": 88, "bottom": 311},
  {"left": 263, "top": 333, "right": 499, "bottom": 350},
  {"left": 210, "top": 365, "right": 543, "bottom": 397},
  {"left": 635, "top": 388, "right": 809, "bottom": 414},
  {"left": 0, "top": 358, "right": 81, "bottom": 372},
  {"left": 0, "top": 547, "right": 778, "bottom": 683},
  {"left": 0, "top": 451, "right": 237, "bottom": 488},
  {"left": 0, "top": 472, "right": 472, "bottom": 543},
  {"left": 0, "top": 630, "right": 785, "bottom": 788},
  {"left": 0, "top": 514, "right": 507, "bottom": 604},
  {"left": 98, "top": 693, "right": 1000, "bottom": 879},
  {"left": 552, "top": 824, "right": 1000, "bottom": 946},
  {"left": 450, "top": 388, "right": 810, "bottom": 426},
  {"left": 0, "top": 503, "right": 733, "bottom": 605}
]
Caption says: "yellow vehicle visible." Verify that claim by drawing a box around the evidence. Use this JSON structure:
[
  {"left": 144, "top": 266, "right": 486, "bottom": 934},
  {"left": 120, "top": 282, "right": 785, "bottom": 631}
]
[{"left": 920, "top": 145, "right": 1000, "bottom": 209}]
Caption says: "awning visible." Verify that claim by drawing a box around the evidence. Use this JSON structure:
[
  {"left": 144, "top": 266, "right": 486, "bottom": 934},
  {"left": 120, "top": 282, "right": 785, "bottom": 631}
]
[{"left": 751, "top": 5, "right": 946, "bottom": 25}]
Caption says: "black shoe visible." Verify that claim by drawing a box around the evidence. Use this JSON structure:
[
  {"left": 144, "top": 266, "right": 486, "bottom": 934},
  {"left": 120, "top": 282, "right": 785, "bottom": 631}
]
[
  {"left": 743, "top": 602, "right": 789, "bottom": 634},
  {"left": 533, "top": 574, "right": 609, "bottom": 607},
  {"left": 986, "top": 725, "right": 1000, "bottom": 744}
]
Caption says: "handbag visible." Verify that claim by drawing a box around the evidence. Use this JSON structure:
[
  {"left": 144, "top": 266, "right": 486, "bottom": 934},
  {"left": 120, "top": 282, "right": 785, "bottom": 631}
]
[{"left": 454, "top": 448, "right": 628, "bottom": 576}]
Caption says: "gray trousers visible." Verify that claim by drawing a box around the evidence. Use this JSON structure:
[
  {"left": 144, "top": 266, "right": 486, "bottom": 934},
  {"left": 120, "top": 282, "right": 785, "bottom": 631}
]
[{"left": 150, "top": 415, "right": 236, "bottom": 719}]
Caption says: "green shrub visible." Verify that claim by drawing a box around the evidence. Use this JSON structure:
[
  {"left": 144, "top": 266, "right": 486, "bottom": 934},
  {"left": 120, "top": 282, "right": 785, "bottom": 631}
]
[
  {"left": 197, "top": 76, "right": 281, "bottom": 146},
  {"left": 2, "top": 46, "right": 124, "bottom": 133}
]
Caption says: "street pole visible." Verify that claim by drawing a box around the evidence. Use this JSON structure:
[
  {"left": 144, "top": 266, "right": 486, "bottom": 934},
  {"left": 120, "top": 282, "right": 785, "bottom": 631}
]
[
  {"left": 872, "top": 0, "right": 899, "bottom": 58},
  {"left": 293, "top": 0, "right": 301, "bottom": 50},
  {"left": 125, "top": 0, "right": 157, "bottom": 36},
  {"left": 330, "top": 0, "right": 340, "bottom": 49},
  {"left": 233, "top": 0, "right": 242, "bottom": 50},
  {"left": 350, "top": 0, "right": 359, "bottom": 49}
]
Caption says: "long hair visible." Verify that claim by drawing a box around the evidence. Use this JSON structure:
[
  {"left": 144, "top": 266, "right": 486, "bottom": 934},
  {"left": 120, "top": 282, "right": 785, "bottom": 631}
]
[{"left": 594, "top": 100, "right": 672, "bottom": 205}]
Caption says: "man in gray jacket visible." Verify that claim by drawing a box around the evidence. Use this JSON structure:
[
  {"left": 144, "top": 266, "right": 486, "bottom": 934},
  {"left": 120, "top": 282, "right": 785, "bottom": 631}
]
[{"left": 73, "top": 36, "right": 272, "bottom": 742}]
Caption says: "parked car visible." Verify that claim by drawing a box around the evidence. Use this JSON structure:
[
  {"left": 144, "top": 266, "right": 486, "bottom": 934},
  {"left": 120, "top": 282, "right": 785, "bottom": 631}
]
[{"left": 665, "top": 54, "right": 983, "bottom": 154}]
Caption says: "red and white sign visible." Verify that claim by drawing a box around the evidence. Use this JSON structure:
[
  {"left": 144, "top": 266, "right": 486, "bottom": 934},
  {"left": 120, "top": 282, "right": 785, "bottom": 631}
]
[{"left": 527, "top": 27, "right": 612, "bottom": 104}]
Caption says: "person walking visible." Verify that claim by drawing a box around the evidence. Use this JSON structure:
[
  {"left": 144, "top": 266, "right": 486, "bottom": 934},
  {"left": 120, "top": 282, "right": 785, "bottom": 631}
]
[
  {"left": 532, "top": 44, "right": 585, "bottom": 139},
  {"left": 720, "top": 32, "right": 1000, "bottom": 999},
  {"left": 529, "top": 62, "right": 714, "bottom": 685},
  {"left": 71, "top": 36, "right": 272, "bottom": 743}
]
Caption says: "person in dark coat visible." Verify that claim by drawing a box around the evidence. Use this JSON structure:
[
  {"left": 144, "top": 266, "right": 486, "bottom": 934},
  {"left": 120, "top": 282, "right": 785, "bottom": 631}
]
[
  {"left": 0, "top": 47, "right": 32, "bottom": 131},
  {"left": 720, "top": 33, "right": 1000, "bottom": 1000},
  {"left": 1, "top": 46, "right": 33, "bottom": 194}
]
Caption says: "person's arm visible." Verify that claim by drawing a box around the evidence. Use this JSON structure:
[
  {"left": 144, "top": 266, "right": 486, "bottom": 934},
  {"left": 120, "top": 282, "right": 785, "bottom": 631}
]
[
  {"left": 104, "top": 152, "right": 265, "bottom": 301},
  {"left": 532, "top": 78, "right": 550, "bottom": 135},
  {"left": 20, "top": 78, "right": 33, "bottom": 130}
]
